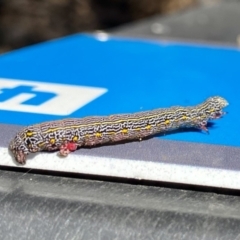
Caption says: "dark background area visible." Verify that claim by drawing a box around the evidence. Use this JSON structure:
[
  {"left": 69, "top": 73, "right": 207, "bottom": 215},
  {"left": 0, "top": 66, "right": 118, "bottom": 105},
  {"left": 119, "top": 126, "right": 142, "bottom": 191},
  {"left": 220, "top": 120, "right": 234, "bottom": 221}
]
[{"left": 0, "top": 0, "right": 196, "bottom": 53}]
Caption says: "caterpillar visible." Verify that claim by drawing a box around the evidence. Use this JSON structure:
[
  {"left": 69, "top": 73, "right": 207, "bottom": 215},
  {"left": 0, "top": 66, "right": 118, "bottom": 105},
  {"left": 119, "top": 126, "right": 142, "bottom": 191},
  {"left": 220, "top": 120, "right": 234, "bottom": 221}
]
[{"left": 9, "top": 96, "right": 228, "bottom": 165}]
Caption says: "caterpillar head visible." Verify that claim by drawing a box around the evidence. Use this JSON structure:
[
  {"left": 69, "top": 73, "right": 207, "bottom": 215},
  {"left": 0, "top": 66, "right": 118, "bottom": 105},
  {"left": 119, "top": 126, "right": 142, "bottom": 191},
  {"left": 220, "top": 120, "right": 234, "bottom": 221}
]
[
  {"left": 205, "top": 96, "right": 229, "bottom": 119},
  {"left": 9, "top": 127, "right": 41, "bottom": 165},
  {"left": 9, "top": 133, "right": 29, "bottom": 165}
]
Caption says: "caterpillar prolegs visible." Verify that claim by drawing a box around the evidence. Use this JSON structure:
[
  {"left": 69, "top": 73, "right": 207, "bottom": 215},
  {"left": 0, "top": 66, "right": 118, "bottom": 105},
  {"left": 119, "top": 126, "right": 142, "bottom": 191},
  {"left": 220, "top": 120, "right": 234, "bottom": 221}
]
[{"left": 9, "top": 96, "right": 228, "bottom": 164}]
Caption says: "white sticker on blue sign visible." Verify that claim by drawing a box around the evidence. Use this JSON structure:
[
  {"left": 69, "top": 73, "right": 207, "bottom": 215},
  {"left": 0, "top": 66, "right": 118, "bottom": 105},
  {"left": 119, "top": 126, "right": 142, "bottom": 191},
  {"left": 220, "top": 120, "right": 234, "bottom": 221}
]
[{"left": 0, "top": 78, "right": 107, "bottom": 115}]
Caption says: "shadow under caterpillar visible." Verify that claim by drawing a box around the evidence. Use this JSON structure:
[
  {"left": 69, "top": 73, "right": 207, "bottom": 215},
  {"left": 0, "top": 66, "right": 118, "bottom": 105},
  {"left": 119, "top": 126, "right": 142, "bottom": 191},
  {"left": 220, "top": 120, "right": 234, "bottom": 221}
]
[{"left": 9, "top": 96, "right": 228, "bottom": 165}]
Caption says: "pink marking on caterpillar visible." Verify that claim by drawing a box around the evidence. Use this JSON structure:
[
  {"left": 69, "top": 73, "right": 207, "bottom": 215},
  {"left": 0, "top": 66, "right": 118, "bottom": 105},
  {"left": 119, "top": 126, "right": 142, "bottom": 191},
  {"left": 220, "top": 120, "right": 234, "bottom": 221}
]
[{"left": 9, "top": 96, "right": 228, "bottom": 164}]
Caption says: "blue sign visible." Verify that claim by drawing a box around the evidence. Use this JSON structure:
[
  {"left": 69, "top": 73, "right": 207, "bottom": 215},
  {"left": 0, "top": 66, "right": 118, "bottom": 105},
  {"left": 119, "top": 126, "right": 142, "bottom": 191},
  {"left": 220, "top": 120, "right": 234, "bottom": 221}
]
[{"left": 0, "top": 34, "right": 238, "bottom": 147}]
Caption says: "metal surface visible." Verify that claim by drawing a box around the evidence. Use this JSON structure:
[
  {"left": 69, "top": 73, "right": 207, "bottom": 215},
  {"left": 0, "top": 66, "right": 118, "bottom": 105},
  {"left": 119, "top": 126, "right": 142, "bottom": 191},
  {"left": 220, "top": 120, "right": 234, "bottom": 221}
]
[{"left": 1, "top": 170, "right": 240, "bottom": 240}]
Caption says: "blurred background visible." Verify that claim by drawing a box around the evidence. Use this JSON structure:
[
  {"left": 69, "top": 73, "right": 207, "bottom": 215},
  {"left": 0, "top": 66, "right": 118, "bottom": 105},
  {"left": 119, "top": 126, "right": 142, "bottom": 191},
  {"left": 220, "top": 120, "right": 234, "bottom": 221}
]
[
  {"left": 2, "top": 0, "right": 238, "bottom": 53},
  {"left": 1, "top": 1, "right": 240, "bottom": 239}
]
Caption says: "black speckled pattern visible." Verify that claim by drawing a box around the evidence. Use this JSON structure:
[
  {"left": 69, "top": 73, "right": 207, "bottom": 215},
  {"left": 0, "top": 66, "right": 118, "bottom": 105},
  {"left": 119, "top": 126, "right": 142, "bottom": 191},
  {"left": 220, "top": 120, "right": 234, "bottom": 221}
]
[{"left": 3, "top": 124, "right": 240, "bottom": 171}]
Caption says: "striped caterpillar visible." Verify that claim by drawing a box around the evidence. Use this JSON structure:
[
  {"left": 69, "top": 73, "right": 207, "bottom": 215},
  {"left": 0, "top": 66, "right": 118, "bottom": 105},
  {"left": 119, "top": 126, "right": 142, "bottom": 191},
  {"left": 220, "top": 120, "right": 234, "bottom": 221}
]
[{"left": 9, "top": 96, "right": 228, "bottom": 164}]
